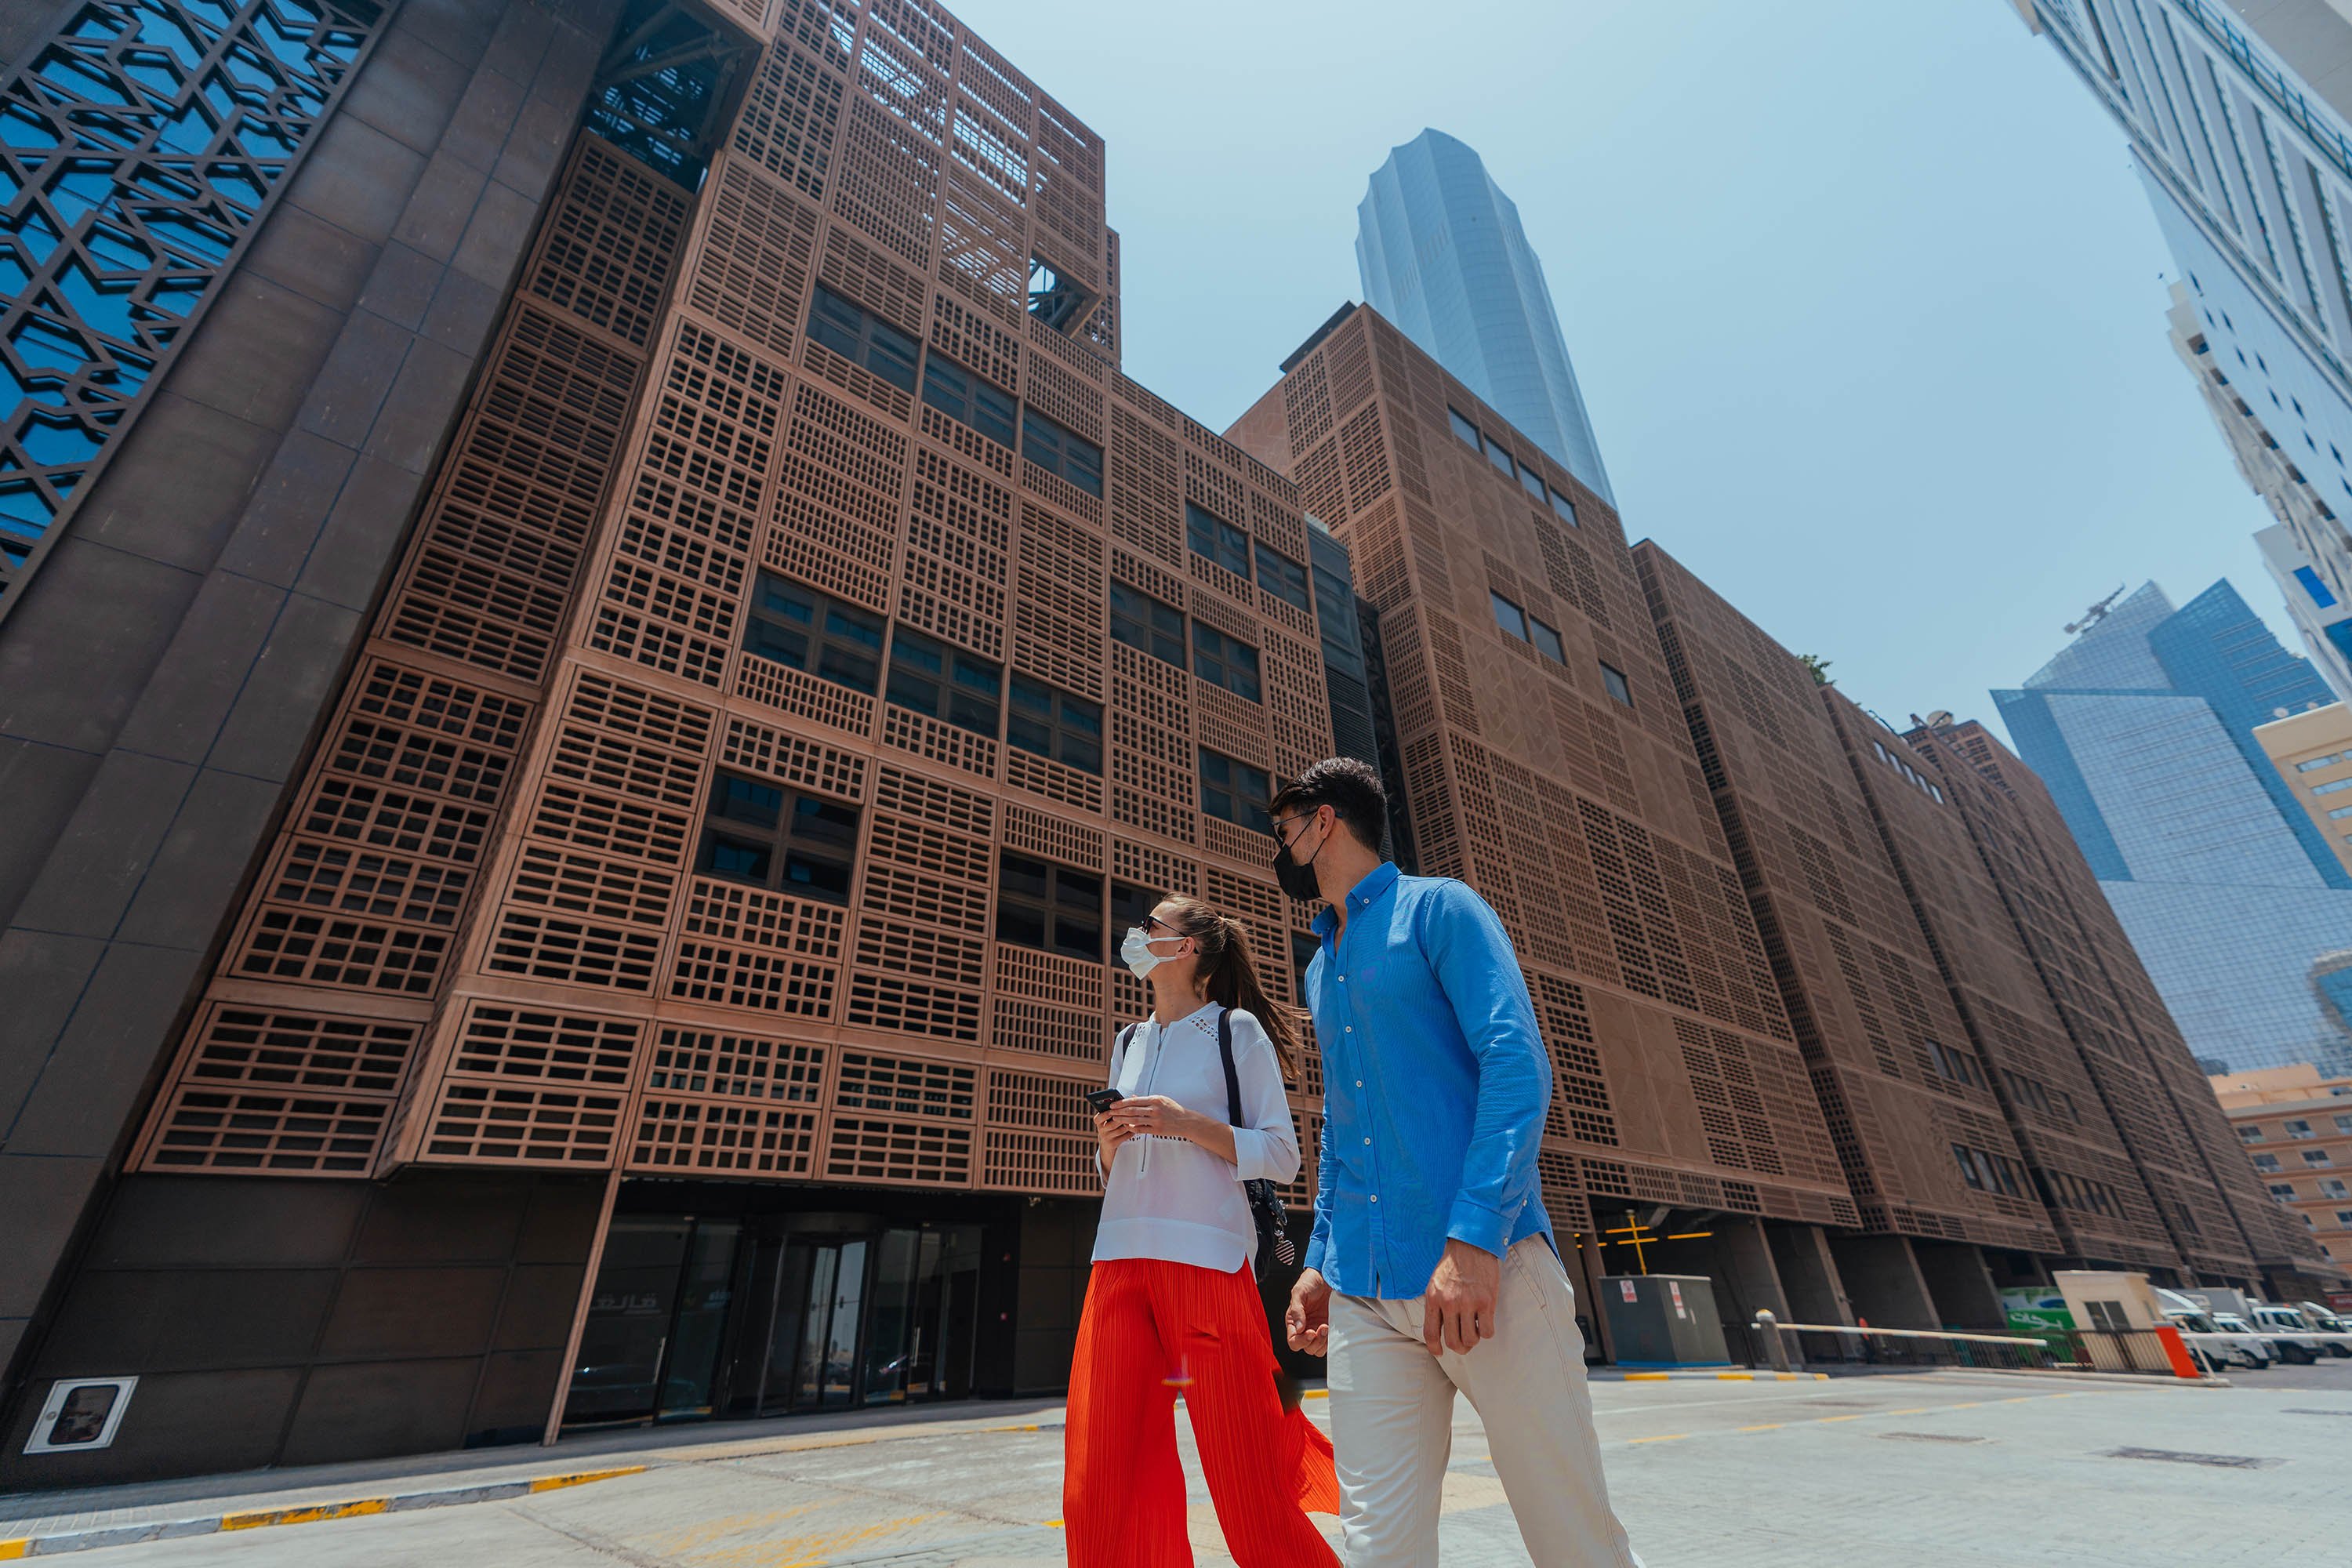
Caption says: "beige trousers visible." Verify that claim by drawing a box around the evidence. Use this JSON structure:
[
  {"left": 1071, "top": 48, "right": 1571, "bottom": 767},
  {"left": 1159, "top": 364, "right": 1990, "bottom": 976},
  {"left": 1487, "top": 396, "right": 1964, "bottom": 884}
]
[{"left": 1326, "top": 1237, "right": 1639, "bottom": 1567}]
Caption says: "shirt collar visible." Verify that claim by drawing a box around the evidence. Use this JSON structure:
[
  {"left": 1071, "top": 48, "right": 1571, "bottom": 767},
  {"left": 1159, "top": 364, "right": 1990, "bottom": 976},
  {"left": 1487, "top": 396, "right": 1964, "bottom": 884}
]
[
  {"left": 1149, "top": 1000, "right": 1219, "bottom": 1033},
  {"left": 1311, "top": 862, "right": 1401, "bottom": 938}
]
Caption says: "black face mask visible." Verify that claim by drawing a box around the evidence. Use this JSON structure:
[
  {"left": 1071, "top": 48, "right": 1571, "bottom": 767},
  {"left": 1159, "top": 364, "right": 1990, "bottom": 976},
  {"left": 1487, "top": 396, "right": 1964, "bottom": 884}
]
[{"left": 1273, "top": 815, "right": 1326, "bottom": 902}]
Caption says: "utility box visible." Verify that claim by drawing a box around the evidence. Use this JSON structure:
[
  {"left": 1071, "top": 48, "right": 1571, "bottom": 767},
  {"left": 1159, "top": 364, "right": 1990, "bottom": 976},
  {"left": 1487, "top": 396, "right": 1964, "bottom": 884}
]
[{"left": 1599, "top": 1275, "right": 1730, "bottom": 1367}]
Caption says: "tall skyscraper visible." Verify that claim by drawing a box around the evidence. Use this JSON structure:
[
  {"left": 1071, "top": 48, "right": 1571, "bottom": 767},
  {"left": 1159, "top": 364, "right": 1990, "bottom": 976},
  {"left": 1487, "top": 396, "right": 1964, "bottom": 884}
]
[
  {"left": 1354, "top": 129, "right": 1614, "bottom": 504},
  {"left": 2006, "top": 2, "right": 2352, "bottom": 696},
  {"left": 1994, "top": 580, "right": 2352, "bottom": 1076}
]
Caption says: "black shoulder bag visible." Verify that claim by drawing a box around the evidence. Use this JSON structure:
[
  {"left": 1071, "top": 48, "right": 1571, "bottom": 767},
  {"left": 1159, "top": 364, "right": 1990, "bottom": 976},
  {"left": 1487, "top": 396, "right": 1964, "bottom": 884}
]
[{"left": 1218, "top": 1008, "right": 1300, "bottom": 1282}]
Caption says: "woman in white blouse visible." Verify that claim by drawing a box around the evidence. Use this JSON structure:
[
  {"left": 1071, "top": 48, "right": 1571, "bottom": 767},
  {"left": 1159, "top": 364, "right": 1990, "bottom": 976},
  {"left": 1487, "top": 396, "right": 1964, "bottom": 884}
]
[{"left": 1061, "top": 895, "right": 1339, "bottom": 1566}]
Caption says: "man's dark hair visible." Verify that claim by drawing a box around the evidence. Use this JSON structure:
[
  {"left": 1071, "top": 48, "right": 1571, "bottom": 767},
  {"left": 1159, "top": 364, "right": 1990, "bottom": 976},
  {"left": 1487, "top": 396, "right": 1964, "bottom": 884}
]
[{"left": 1271, "top": 757, "right": 1387, "bottom": 848}]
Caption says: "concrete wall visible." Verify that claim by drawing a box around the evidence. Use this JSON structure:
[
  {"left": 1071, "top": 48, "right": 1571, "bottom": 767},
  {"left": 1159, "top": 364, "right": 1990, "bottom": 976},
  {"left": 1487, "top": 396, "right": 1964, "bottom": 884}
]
[
  {"left": 0, "top": 0, "right": 623, "bottom": 1394},
  {"left": 0, "top": 1171, "right": 600, "bottom": 1490}
]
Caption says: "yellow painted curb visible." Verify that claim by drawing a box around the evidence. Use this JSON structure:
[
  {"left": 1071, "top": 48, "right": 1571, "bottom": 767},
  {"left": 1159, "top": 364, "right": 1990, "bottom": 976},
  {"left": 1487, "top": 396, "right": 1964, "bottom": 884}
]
[
  {"left": 1301, "top": 1388, "right": 1329, "bottom": 1400},
  {"left": 0, "top": 1540, "right": 28, "bottom": 1560},
  {"left": 1624, "top": 1371, "right": 1671, "bottom": 1381},
  {"left": 222, "top": 1498, "right": 387, "bottom": 1531},
  {"left": 529, "top": 1465, "right": 647, "bottom": 1494},
  {"left": 1715, "top": 1371, "right": 1753, "bottom": 1381}
]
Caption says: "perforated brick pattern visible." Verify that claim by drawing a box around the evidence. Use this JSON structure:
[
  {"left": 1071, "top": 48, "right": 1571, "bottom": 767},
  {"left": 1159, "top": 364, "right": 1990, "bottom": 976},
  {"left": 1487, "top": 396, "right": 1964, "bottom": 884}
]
[
  {"left": 132, "top": 5, "right": 1323, "bottom": 1198},
  {"left": 1250, "top": 311, "right": 1851, "bottom": 1229},
  {"left": 1636, "top": 545, "right": 2067, "bottom": 1254}
]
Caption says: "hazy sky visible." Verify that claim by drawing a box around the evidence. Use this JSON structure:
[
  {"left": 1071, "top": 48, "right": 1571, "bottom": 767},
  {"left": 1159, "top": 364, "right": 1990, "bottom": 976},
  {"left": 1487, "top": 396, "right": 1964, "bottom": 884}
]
[{"left": 970, "top": 0, "right": 2299, "bottom": 744}]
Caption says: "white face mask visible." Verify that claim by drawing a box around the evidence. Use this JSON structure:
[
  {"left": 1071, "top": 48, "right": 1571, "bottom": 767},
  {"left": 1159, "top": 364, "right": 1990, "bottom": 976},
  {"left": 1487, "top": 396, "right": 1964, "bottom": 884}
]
[{"left": 1120, "top": 926, "right": 1178, "bottom": 978}]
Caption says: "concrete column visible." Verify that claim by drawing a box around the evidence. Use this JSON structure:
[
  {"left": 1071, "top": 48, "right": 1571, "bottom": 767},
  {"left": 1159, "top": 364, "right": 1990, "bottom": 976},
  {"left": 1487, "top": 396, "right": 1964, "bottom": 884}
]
[
  {"left": 1912, "top": 1241, "right": 2007, "bottom": 1331},
  {"left": 1765, "top": 1222, "right": 1856, "bottom": 1327},
  {"left": 1825, "top": 1232, "right": 1940, "bottom": 1330}
]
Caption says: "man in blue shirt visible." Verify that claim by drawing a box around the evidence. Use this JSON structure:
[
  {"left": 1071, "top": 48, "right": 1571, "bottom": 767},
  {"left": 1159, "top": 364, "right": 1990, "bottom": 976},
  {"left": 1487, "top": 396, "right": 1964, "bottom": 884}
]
[{"left": 1276, "top": 757, "right": 1637, "bottom": 1567}]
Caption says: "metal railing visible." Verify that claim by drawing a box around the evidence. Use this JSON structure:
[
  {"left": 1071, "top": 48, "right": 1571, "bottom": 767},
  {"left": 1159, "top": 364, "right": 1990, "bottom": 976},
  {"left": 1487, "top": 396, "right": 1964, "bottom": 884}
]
[{"left": 1737, "top": 1314, "right": 2209, "bottom": 1378}]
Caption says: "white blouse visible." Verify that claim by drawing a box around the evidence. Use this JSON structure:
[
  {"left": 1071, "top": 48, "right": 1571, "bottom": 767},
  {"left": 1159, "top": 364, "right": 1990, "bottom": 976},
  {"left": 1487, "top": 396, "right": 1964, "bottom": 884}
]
[{"left": 1094, "top": 1003, "right": 1301, "bottom": 1272}]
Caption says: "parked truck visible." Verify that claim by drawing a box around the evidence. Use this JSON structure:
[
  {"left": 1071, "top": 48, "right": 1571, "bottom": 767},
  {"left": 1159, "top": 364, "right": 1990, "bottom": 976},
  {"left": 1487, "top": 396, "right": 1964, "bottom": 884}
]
[{"left": 2190, "top": 1288, "right": 2336, "bottom": 1363}]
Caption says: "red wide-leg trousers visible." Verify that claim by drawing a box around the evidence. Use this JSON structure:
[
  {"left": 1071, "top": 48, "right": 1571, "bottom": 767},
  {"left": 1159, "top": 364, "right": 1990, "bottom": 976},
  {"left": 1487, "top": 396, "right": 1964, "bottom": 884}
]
[{"left": 1063, "top": 1257, "right": 1339, "bottom": 1567}]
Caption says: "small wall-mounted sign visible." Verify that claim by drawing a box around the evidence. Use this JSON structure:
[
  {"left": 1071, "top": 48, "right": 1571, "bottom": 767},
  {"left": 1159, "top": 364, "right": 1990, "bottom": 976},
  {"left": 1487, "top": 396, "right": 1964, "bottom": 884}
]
[{"left": 24, "top": 1377, "right": 136, "bottom": 1455}]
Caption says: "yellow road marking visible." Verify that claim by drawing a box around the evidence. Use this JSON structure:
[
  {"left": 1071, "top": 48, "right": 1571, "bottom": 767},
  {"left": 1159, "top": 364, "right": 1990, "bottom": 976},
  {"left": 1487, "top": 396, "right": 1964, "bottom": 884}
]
[
  {"left": 222, "top": 1498, "right": 388, "bottom": 1530},
  {"left": 1817, "top": 1414, "right": 1864, "bottom": 1422},
  {"left": 1627, "top": 1432, "right": 1687, "bottom": 1443},
  {"left": 1737, "top": 1423, "right": 1783, "bottom": 1432},
  {"left": 529, "top": 1465, "right": 646, "bottom": 1494}
]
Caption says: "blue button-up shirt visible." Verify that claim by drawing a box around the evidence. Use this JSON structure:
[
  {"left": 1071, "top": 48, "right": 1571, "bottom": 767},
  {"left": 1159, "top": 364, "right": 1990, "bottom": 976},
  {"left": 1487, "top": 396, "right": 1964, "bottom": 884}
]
[{"left": 1301, "top": 863, "right": 1553, "bottom": 1298}]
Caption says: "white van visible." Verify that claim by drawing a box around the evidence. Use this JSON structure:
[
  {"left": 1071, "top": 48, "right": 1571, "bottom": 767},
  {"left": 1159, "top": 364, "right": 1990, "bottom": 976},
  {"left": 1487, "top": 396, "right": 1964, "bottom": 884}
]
[{"left": 2154, "top": 1289, "right": 2272, "bottom": 1370}]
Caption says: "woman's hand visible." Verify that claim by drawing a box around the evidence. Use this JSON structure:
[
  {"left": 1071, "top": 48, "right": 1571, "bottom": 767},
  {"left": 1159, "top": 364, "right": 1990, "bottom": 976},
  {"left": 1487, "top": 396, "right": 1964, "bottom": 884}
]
[
  {"left": 1094, "top": 1109, "right": 1133, "bottom": 1169},
  {"left": 1111, "top": 1096, "right": 1237, "bottom": 1165},
  {"left": 1109, "top": 1094, "right": 1208, "bottom": 1143}
]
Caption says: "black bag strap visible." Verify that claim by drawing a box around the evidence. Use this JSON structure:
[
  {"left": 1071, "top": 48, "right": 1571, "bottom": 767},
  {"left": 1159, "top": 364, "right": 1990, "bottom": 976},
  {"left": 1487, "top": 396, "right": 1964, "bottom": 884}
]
[{"left": 1217, "top": 1007, "right": 1243, "bottom": 1128}]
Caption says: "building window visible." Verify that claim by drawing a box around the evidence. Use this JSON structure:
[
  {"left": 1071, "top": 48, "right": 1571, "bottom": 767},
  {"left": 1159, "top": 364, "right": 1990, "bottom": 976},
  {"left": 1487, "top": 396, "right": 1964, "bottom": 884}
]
[
  {"left": 1187, "top": 501, "right": 1252, "bottom": 579},
  {"left": 1518, "top": 464, "right": 1547, "bottom": 503},
  {"left": 1255, "top": 540, "right": 1312, "bottom": 611},
  {"left": 1490, "top": 590, "right": 1528, "bottom": 641},
  {"left": 886, "top": 626, "right": 1000, "bottom": 737},
  {"left": 2336, "top": 1114, "right": 2352, "bottom": 1134},
  {"left": 2329, "top": 804, "right": 2352, "bottom": 818},
  {"left": 2336, "top": 1210, "right": 2352, "bottom": 1225},
  {"left": 2238, "top": 1123, "right": 2265, "bottom": 1142},
  {"left": 1953, "top": 1143, "right": 1984, "bottom": 1190},
  {"left": 699, "top": 772, "right": 858, "bottom": 903},
  {"left": 2271, "top": 1182, "right": 2299, "bottom": 1198},
  {"left": 1192, "top": 622, "right": 1262, "bottom": 702},
  {"left": 1110, "top": 580, "right": 1185, "bottom": 667},
  {"left": 2253, "top": 1153, "right": 2282, "bottom": 1171},
  {"left": 1022, "top": 408, "right": 1104, "bottom": 495},
  {"left": 921, "top": 355, "right": 1016, "bottom": 448},
  {"left": 1599, "top": 662, "right": 1632, "bottom": 706},
  {"left": 1530, "top": 615, "right": 1566, "bottom": 666},
  {"left": 2294, "top": 753, "right": 2343, "bottom": 771},
  {"left": 1007, "top": 674, "right": 1102, "bottom": 774},
  {"left": 1199, "top": 747, "right": 1271, "bottom": 827},
  {"left": 1549, "top": 487, "right": 1578, "bottom": 527},
  {"left": 1485, "top": 437, "right": 1515, "bottom": 478},
  {"left": 996, "top": 851, "right": 1102, "bottom": 960},
  {"left": 1110, "top": 880, "right": 1161, "bottom": 938},
  {"left": 2314, "top": 778, "right": 2352, "bottom": 796},
  {"left": 2288, "top": 1119, "right": 2316, "bottom": 1138},
  {"left": 746, "top": 573, "right": 885, "bottom": 694},
  {"left": 1929, "top": 1040, "right": 1983, "bottom": 1088},
  {"left": 1448, "top": 407, "right": 1483, "bottom": 450},
  {"left": 809, "top": 285, "right": 918, "bottom": 391},
  {"left": 2319, "top": 1177, "right": 2349, "bottom": 1199},
  {"left": 2304, "top": 1149, "right": 2336, "bottom": 1167}
]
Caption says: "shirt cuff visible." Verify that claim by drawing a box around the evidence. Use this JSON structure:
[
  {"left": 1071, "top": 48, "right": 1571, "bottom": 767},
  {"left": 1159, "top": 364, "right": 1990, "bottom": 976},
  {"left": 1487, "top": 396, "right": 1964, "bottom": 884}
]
[
  {"left": 1445, "top": 1196, "right": 1509, "bottom": 1259},
  {"left": 1303, "top": 1232, "right": 1329, "bottom": 1276}
]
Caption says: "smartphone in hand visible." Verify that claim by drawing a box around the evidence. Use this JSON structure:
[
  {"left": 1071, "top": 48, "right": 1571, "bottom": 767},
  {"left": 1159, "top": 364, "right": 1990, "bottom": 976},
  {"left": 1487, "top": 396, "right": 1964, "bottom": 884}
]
[{"left": 1083, "top": 1087, "right": 1123, "bottom": 1114}]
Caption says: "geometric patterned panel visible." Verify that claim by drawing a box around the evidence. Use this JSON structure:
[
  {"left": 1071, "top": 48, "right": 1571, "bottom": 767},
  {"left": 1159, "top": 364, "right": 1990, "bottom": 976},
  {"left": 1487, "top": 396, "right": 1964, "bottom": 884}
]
[{"left": 0, "top": 0, "right": 386, "bottom": 609}]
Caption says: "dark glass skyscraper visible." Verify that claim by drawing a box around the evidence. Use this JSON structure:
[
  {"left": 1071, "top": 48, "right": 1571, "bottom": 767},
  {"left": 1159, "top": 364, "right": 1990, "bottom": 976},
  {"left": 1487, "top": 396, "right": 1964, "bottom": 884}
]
[
  {"left": 1355, "top": 129, "right": 1613, "bottom": 506},
  {"left": 1996, "top": 581, "right": 2352, "bottom": 1075}
]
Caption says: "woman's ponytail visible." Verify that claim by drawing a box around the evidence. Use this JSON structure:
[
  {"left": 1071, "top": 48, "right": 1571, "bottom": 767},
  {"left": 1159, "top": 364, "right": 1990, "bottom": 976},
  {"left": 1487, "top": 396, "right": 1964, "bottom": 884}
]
[{"left": 1160, "top": 897, "right": 1305, "bottom": 1080}]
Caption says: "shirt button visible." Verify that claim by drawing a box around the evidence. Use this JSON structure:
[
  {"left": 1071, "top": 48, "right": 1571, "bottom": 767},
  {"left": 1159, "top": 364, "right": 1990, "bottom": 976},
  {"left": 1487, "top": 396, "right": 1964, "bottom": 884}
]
[
  {"left": 1363, "top": 1137, "right": 1371, "bottom": 1145},
  {"left": 1370, "top": 1194, "right": 1378, "bottom": 1203},
  {"left": 1355, "top": 1080, "right": 1363, "bottom": 1087},
  {"left": 1345, "top": 1025, "right": 1352, "bottom": 1034},
  {"left": 1338, "top": 975, "right": 1345, "bottom": 982}
]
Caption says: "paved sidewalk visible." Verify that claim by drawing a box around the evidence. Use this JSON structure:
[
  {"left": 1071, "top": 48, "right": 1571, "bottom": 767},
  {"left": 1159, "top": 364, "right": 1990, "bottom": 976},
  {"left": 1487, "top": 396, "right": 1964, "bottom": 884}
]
[{"left": 3, "top": 1371, "right": 2345, "bottom": 1564}]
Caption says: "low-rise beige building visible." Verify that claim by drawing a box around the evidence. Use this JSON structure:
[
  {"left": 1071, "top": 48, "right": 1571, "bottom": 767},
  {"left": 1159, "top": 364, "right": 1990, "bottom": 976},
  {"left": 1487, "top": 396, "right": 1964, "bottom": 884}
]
[
  {"left": 2212, "top": 1065, "right": 2352, "bottom": 1275},
  {"left": 2254, "top": 702, "right": 2352, "bottom": 881}
]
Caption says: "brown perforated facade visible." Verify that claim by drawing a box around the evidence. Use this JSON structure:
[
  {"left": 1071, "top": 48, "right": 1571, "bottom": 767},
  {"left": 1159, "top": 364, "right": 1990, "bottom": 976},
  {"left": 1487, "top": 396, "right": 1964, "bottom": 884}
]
[
  {"left": 1907, "top": 720, "right": 2307, "bottom": 1279},
  {"left": 1634, "top": 546, "right": 2060, "bottom": 1255},
  {"left": 130, "top": 0, "right": 1323, "bottom": 1215},
  {"left": 1237, "top": 308, "right": 1855, "bottom": 1236}
]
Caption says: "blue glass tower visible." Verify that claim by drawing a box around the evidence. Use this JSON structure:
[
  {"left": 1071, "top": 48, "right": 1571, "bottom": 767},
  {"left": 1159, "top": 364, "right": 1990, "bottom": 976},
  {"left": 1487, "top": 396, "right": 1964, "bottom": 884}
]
[
  {"left": 1995, "top": 582, "right": 2352, "bottom": 1076},
  {"left": 1355, "top": 129, "right": 1613, "bottom": 505}
]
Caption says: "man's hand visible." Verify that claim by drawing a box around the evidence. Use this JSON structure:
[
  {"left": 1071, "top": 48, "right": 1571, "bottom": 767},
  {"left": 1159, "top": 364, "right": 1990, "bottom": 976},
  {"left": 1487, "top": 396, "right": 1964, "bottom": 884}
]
[
  {"left": 1421, "top": 1239, "right": 1501, "bottom": 1356},
  {"left": 1287, "top": 1267, "right": 1332, "bottom": 1356}
]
